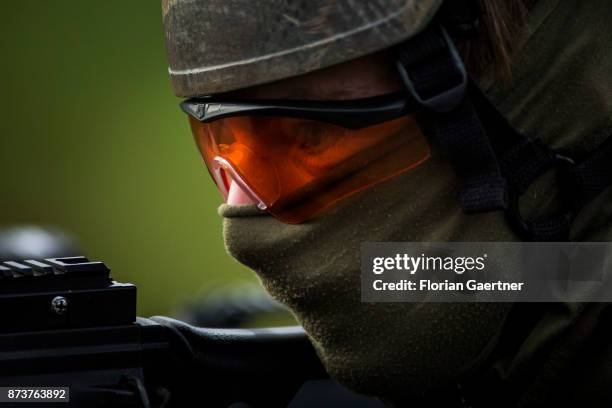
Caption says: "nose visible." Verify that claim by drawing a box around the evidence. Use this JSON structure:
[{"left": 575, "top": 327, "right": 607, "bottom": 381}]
[{"left": 227, "top": 179, "right": 259, "bottom": 206}]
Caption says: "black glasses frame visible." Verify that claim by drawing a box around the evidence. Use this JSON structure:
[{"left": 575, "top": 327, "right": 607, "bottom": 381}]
[{"left": 180, "top": 91, "right": 420, "bottom": 130}]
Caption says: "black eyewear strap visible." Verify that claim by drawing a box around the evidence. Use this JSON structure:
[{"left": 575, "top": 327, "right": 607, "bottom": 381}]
[{"left": 180, "top": 91, "right": 422, "bottom": 130}]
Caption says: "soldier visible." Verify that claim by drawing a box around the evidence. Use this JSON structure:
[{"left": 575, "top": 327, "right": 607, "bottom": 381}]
[{"left": 163, "top": 0, "right": 612, "bottom": 406}]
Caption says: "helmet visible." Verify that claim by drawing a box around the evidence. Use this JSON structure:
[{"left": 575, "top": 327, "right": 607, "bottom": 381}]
[{"left": 162, "top": 0, "right": 443, "bottom": 96}]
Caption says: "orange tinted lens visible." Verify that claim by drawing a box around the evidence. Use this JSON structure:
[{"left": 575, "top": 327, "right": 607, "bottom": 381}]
[{"left": 189, "top": 114, "right": 431, "bottom": 223}]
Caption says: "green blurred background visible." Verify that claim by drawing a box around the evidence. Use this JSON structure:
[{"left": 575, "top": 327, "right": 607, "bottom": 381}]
[{"left": 0, "top": 1, "right": 259, "bottom": 316}]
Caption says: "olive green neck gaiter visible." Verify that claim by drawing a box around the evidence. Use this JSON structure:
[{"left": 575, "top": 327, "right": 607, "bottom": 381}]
[{"left": 220, "top": 0, "right": 612, "bottom": 402}]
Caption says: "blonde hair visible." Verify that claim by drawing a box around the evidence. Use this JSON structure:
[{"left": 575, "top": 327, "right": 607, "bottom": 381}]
[{"left": 460, "top": 0, "right": 535, "bottom": 84}]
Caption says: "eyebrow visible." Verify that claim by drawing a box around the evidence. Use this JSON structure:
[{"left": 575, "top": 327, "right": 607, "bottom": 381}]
[
  {"left": 285, "top": 85, "right": 379, "bottom": 101},
  {"left": 227, "top": 81, "right": 396, "bottom": 101}
]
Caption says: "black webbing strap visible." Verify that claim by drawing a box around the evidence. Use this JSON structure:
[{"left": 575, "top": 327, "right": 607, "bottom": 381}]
[
  {"left": 396, "top": 22, "right": 612, "bottom": 241},
  {"left": 498, "top": 139, "right": 557, "bottom": 194},
  {"left": 433, "top": 96, "right": 509, "bottom": 212},
  {"left": 396, "top": 25, "right": 508, "bottom": 213},
  {"left": 469, "top": 82, "right": 612, "bottom": 241},
  {"left": 468, "top": 83, "right": 575, "bottom": 240},
  {"left": 467, "top": 82, "right": 562, "bottom": 193}
]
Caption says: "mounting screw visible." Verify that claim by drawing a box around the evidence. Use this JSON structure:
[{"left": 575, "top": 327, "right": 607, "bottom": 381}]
[{"left": 51, "top": 296, "right": 69, "bottom": 315}]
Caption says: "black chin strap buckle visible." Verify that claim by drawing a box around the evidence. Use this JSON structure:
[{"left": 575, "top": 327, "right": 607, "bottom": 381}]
[
  {"left": 396, "top": 25, "right": 467, "bottom": 112},
  {"left": 506, "top": 150, "right": 577, "bottom": 241}
]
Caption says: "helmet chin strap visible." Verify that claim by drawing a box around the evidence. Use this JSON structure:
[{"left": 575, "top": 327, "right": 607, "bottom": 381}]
[
  {"left": 395, "top": 13, "right": 612, "bottom": 241},
  {"left": 396, "top": 23, "right": 509, "bottom": 214}
]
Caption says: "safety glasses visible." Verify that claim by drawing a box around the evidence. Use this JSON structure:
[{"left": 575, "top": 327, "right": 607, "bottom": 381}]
[{"left": 181, "top": 92, "right": 431, "bottom": 223}]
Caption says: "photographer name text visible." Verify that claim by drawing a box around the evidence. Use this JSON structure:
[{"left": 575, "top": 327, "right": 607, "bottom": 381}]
[{"left": 371, "top": 253, "right": 524, "bottom": 292}]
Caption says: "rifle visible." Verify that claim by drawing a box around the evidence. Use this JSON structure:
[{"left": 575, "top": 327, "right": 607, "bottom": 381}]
[{"left": 0, "top": 256, "right": 383, "bottom": 407}]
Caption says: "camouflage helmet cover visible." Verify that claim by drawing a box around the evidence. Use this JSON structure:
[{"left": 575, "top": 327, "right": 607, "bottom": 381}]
[{"left": 162, "top": 0, "right": 444, "bottom": 97}]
